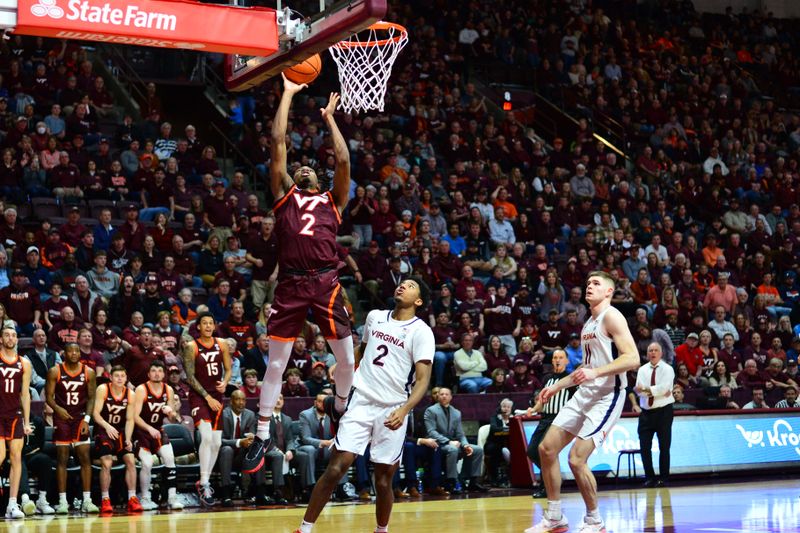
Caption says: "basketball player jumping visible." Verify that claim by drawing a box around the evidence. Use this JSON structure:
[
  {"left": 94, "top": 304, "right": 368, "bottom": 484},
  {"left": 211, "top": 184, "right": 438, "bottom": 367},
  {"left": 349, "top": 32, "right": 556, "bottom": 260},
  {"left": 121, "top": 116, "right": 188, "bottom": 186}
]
[
  {"left": 0, "top": 327, "right": 33, "bottom": 519},
  {"left": 244, "top": 75, "right": 354, "bottom": 473},
  {"left": 93, "top": 365, "right": 142, "bottom": 514},
  {"left": 526, "top": 272, "right": 640, "bottom": 533},
  {"left": 295, "top": 278, "right": 434, "bottom": 533},
  {"left": 182, "top": 313, "right": 232, "bottom": 506},
  {"left": 45, "top": 342, "right": 99, "bottom": 514}
]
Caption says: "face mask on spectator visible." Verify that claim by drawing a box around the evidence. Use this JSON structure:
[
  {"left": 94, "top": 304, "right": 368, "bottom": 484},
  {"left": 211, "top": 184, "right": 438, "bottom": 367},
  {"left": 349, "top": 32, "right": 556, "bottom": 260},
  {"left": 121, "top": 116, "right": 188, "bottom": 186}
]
[{"left": 36, "top": 127, "right": 46, "bottom": 134}]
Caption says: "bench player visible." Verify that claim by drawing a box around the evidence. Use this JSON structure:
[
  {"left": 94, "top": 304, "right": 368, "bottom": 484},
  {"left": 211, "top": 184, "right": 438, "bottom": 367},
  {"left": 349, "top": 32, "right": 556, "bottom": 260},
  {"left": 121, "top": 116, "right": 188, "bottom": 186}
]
[
  {"left": 45, "top": 342, "right": 99, "bottom": 514},
  {"left": 0, "top": 327, "right": 33, "bottom": 519},
  {"left": 181, "top": 313, "right": 232, "bottom": 506},
  {"left": 526, "top": 272, "right": 640, "bottom": 533},
  {"left": 244, "top": 75, "right": 355, "bottom": 474},
  {"left": 132, "top": 360, "right": 183, "bottom": 511},
  {"left": 295, "top": 278, "right": 434, "bottom": 533},
  {"left": 92, "top": 365, "right": 142, "bottom": 514}
]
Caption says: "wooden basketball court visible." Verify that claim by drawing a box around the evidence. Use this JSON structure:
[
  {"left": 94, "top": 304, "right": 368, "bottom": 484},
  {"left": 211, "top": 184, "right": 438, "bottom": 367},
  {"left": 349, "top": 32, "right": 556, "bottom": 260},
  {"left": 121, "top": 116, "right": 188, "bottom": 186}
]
[{"left": 6, "top": 479, "right": 797, "bottom": 532}]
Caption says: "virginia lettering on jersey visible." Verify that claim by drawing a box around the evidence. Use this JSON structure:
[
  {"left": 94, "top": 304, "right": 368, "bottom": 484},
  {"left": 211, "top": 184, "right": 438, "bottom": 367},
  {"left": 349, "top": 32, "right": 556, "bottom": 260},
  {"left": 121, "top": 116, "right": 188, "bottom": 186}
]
[{"left": 371, "top": 330, "right": 405, "bottom": 349}]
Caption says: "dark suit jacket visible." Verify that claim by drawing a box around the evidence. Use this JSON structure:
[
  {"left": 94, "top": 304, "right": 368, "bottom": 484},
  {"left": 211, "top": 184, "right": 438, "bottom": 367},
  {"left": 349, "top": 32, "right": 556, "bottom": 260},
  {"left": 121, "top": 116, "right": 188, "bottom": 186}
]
[
  {"left": 269, "top": 412, "right": 297, "bottom": 453},
  {"left": 221, "top": 406, "right": 257, "bottom": 448},
  {"left": 424, "top": 403, "right": 468, "bottom": 447},
  {"left": 241, "top": 347, "right": 268, "bottom": 380},
  {"left": 24, "top": 347, "right": 60, "bottom": 382},
  {"left": 298, "top": 406, "right": 333, "bottom": 447}
]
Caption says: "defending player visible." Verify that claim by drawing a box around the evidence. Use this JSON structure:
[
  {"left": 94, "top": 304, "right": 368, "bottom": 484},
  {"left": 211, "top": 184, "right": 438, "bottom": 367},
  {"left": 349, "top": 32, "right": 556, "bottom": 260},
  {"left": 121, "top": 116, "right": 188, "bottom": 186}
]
[
  {"left": 526, "top": 272, "right": 640, "bottom": 533},
  {"left": 93, "top": 365, "right": 142, "bottom": 514},
  {"left": 244, "top": 75, "right": 355, "bottom": 474},
  {"left": 294, "top": 278, "right": 434, "bottom": 533},
  {"left": 132, "top": 360, "right": 183, "bottom": 511},
  {"left": 45, "top": 342, "right": 99, "bottom": 514},
  {"left": 181, "top": 313, "right": 231, "bottom": 506},
  {"left": 0, "top": 327, "right": 33, "bottom": 519}
]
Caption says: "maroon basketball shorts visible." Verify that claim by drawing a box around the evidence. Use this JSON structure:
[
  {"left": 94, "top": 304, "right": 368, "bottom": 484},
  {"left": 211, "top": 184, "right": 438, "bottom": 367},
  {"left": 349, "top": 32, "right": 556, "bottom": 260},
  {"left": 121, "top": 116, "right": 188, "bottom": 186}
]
[
  {"left": 0, "top": 415, "right": 23, "bottom": 440},
  {"left": 54, "top": 416, "right": 89, "bottom": 446},
  {"left": 269, "top": 269, "right": 352, "bottom": 341},
  {"left": 190, "top": 391, "right": 223, "bottom": 429},
  {"left": 134, "top": 427, "right": 169, "bottom": 454},
  {"left": 94, "top": 433, "right": 133, "bottom": 459}
]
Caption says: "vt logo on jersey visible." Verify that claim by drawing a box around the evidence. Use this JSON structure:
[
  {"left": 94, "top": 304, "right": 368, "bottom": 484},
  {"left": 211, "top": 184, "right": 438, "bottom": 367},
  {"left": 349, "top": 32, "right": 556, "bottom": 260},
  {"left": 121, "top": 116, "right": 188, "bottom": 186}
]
[
  {"left": 107, "top": 403, "right": 126, "bottom": 415},
  {"left": 293, "top": 193, "right": 329, "bottom": 211},
  {"left": 0, "top": 367, "right": 21, "bottom": 378},
  {"left": 148, "top": 401, "right": 165, "bottom": 412},
  {"left": 63, "top": 380, "right": 84, "bottom": 391},
  {"left": 200, "top": 350, "right": 219, "bottom": 362}
]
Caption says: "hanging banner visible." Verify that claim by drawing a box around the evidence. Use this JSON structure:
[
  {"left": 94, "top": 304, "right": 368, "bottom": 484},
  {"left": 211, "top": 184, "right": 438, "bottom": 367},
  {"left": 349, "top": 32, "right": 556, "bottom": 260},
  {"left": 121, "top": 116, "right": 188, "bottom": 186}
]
[{"left": 14, "top": 0, "right": 278, "bottom": 55}]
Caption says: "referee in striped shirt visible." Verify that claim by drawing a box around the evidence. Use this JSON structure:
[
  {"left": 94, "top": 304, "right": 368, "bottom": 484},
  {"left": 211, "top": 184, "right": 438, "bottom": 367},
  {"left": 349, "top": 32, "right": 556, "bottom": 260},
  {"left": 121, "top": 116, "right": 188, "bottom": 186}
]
[{"left": 526, "top": 349, "right": 575, "bottom": 498}]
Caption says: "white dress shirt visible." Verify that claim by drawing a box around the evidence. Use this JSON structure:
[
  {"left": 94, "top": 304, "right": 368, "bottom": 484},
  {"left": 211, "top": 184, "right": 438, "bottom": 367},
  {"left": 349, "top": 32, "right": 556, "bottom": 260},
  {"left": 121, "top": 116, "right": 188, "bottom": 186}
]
[{"left": 635, "top": 360, "right": 676, "bottom": 410}]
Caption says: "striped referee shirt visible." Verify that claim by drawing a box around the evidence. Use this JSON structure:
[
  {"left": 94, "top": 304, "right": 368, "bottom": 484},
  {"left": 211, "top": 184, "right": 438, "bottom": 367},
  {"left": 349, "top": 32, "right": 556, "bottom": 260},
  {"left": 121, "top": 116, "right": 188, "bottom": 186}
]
[{"left": 540, "top": 371, "right": 575, "bottom": 416}]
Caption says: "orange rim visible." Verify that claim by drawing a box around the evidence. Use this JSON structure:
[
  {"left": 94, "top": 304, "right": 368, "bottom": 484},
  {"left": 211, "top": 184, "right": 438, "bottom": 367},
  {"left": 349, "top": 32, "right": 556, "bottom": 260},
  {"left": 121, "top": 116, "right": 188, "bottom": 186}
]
[{"left": 334, "top": 21, "right": 407, "bottom": 49}]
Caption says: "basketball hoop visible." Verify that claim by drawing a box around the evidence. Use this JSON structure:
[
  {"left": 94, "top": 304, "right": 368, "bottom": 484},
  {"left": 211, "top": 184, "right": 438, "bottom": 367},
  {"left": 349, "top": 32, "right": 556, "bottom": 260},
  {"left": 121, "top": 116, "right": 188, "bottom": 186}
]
[{"left": 328, "top": 21, "right": 408, "bottom": 114}]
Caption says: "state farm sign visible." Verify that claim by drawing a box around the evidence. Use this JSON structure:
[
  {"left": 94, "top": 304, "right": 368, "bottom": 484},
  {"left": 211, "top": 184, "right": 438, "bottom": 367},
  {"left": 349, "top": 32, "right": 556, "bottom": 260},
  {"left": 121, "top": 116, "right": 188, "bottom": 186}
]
[{"left": 16, "top": 0, "right": 278, "bottom": 55}]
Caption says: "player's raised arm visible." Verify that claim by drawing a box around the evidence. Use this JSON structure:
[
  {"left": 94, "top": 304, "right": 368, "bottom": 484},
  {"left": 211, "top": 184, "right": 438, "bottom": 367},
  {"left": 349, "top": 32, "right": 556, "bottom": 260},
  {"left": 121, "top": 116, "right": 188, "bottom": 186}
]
[
  {"left": 271, "top": 74, "right": 307, "bottom": 201},
  {"left": 321, "top": 92, "right": 350, "bottom": 212}
]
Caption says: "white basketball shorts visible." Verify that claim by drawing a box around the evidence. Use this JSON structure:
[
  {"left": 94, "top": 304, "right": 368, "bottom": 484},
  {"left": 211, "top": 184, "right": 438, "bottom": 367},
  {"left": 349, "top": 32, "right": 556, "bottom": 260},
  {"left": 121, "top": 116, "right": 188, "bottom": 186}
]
[
  {"left": 333, "top": 389, "right": 407, "bottom": 465},
  {"left": 552, "top": 386, "right": 624, "bottom": 447}
]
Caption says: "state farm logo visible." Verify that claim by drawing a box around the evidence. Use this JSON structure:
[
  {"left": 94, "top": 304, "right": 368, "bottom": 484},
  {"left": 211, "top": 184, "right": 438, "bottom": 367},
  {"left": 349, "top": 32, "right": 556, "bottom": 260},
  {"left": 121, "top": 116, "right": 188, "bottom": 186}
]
[
  {"left": 30, "top": 0, "right": 177, "bottom": 31},
  {"left": 31, "top": 0, "right": 64, "bottom": 18}
]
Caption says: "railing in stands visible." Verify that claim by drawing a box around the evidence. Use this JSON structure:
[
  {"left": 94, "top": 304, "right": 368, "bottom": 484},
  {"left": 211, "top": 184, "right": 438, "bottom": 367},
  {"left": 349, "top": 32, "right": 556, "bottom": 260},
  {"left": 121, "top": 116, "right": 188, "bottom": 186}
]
[{"left": 97, "top": 44, "right": 148, "bottom": 115}]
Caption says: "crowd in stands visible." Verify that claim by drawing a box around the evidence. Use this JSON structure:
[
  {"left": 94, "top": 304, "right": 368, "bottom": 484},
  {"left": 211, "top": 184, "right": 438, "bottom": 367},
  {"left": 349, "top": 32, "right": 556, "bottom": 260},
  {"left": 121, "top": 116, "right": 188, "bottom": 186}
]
[{"left": 0, "top": 0, "right": 800, "bottom": 506}]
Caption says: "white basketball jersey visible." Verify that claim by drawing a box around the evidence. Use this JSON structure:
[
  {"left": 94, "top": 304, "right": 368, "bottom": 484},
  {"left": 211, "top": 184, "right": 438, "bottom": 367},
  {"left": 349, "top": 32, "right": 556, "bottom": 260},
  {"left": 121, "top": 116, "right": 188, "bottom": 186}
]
[
  {"left": 353, "top": 309, "right": 435, "bottom": 405},
  {"left": 580, "top": 306, "right": 623, "bottom": 396}
]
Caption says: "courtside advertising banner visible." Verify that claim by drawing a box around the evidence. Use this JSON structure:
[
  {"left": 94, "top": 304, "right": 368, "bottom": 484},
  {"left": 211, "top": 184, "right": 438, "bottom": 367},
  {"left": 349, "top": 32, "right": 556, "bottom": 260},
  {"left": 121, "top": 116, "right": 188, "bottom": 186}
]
[
  {"left": 15, "top": 0, "right": 278, "bottom": 55},
  {"left": 521, "top": 411, "right": 800, "bottom": 479}
]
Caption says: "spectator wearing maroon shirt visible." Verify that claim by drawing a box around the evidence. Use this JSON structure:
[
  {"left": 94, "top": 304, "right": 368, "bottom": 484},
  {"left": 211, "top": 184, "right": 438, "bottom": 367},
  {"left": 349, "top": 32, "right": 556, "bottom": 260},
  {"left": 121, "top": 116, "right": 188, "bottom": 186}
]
[
  {"left": 281, "top": 368, "right": 309, "bottom": 397},
  {"left": 214, "top": 256, "right": 247, "bottom": 302},
  {"left": 118, "top": 205, "right": 146, "bottom": 252},
  {"left": 77, "top": 328, "right": 107, "bottom": 381},
  {"left": 432, "top": 312, "right": 459, "bottom": 388},
  {"left": 245, "top": 217, "right": 278, "bottom": 312},
  {"left": 285, "top": 337, "right": 313, "bottom": 381},
  {"left": 168, "top": 235, "right": 201, "bottom": 289},
  {"left": 0, "top": 269, "right": 41, "bottom": 334},
  {"left": 763, "top": 357, "right": 798, "bottom": 393},
  {"left": 357, "top": 240, "right": 387, "bottom": 304},
  {"left": 221, "top": 301, "right": 257, "bottom": 353},
  {"left": 48, "top": 306, "right": 80, "bottom": 351},
  {"left": 0, "top": 207, "right": 25, "bottom": 249},
  {"left": 457, "top": 285, "right": 485, "bottom": 330},
  {"left": 484, "top": 284, "right": 517, "bottom": 357},
  {"left": 506, "top": 358, "right": 542, "bottom": 393},
  {"left": 140, "top": 168, "right": 174, "bottom": 222},
  {"left": 50, "top": 151, "right": 82, "bottom": 199},
  {"left": 371, "top": 198, "right": 398, "bottom": 248},
  {"left": 41, "top": 230, "right": 70, "bottom": 271},
  {"left": 58, "top": 207, "right": 88, "bottom": 249},
  {"left": 484, "top": 335, "right": 511, "bottom": 375},
  {"left": 204, "top": 181, "right": 235, "bottom": 230},
  {"left": 455, "top": 265, "right": 487, "bottom": 301},
  {"left": 540, "top": 309, "right": 564, "bottom": 354},
  {"left": 736, "top": 358, "right": 768, "bottom": 390},
  {"left": 157, "top": 255, "right": 185, "bottom": 301},
  {"left": 430, "top": 240, "right": 463, "bottom": 284},
  {"left": 121, "top": 311, "right": 144, "bottom": 346},
  {"left": 717, "top": 333, "right": 744, "bottom": 374},
  {"left": 114, "top": 325, "right": 165, "bottom": 386}
]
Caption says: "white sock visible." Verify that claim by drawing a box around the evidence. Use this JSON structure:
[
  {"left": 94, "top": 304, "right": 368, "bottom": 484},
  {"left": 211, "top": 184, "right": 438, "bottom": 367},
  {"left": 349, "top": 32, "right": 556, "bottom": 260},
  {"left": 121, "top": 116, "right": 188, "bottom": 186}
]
[
  {"left": 8, "top": 497, "right": 16, "bottom": 506},
  {"left": 546, "top": 500, "right": 562, "bottom": 520},
  {"left": 586, "top": 508, "right": 602, "bottom": 524},
  {"left": 59, "top": 493, "right": 68, "bottom": 504},
  {"left": 328, "top": 337, "right": 355, "bottom": 412},
  {"left": 299, "top": 521, "right": 314, "bottom": 533},
  {"left": 83, "top": 491, "right": 91, "bottom": 503},
  {"left": 129, "top": 491, "right": 136, "bottom": 499},
  {"left": 257, "top": 338, "right": 294, "bottom": 437},
  {"left": 198, "top": 423, "right": 213, "bottom": 486},
  {"left": 102, "top": 491, "right": 109, "bottom": 499},
  {"left": 142, "top": 491, "right": 151, "bottom": 502},
  {"left": 38, "top": 493, "right": 48, "bottom": 503},
  {"left": 168, "top": 487, "right": 177, "bottom": 499},
  {"left": 375, "top": 526, "right": 388, "bottom": 533}
]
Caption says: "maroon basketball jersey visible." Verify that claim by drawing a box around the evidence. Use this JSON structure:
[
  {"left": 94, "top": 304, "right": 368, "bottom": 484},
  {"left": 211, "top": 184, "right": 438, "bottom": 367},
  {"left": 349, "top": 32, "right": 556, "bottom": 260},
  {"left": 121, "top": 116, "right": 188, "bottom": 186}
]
[
  {"left": 0, "top": 354, "right": 23, "bottom": 418},
  {"left": 273, "top": 185, "right": 341, "bottom": 271},
  {"left": 140, "top": 382, "right": 169, "bottom": 430},
  {"left": 99, "top": 385, "right": 131, "bottom": 437},
  {"left": 194, "top": 337, "right": 224, "bottom": 395},
  {"left": 55, "top": 363, "right": 89, "bottom": 417}
]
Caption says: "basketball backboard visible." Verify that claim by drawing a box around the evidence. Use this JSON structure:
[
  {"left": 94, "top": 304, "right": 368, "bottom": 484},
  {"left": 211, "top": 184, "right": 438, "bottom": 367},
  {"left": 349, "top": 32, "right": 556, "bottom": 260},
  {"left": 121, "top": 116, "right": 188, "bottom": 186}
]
[{"left": 225, "top": 0, "right": 386, "bottom": 92}]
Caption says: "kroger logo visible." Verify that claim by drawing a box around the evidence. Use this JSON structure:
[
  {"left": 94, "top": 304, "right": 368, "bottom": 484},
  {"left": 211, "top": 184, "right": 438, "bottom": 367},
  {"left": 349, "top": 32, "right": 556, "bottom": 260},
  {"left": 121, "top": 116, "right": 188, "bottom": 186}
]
[
  {"left": 736, "top": 419, "right": 800, "bottom": 456},
  {"left": 31, "top": 0, "right": 64, "bottom": 18}
]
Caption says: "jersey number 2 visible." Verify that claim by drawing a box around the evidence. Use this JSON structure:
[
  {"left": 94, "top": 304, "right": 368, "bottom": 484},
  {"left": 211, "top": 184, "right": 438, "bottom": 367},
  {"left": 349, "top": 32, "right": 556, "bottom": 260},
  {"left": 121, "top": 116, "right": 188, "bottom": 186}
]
[
  {"left": 372, "top": 344, "right": 388, "bottom": 367},
  {"left": 299, "top": 213, "right": 315, "bottom": 236}
]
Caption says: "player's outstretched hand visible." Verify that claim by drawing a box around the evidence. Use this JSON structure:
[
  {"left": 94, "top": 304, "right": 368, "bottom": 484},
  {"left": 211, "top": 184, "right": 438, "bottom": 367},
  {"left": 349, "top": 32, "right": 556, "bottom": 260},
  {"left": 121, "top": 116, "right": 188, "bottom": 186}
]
[
  {"left": 23, "top": 423, "right": 33, "bottom": 436},
  {"left": 281, "top": 73, "right": 307, "bottom": 94},
  {"left": 538, "top": 386, "right": 557, "bottom": 404},
  {"left": 321, "top": 92, "right": 341, "bottom": 119},
  {"left": 383, "top": 408, "right": 407, "bottom": 430},
  {"left": 207, "top": 396, "right": 223, "bottom": 412},
  {"left": 572, "top": 367, "right": 598, "bottom": 385}
]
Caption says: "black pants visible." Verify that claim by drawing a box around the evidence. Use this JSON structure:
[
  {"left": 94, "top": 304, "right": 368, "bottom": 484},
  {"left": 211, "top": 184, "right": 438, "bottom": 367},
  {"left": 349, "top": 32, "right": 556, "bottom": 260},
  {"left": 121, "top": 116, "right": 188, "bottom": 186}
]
[
  {"left": 638, "top": 404, "right": 673, "bottom": 481},
  {"left": 526, "top": 415, "right": 556, "bottom": 468}
]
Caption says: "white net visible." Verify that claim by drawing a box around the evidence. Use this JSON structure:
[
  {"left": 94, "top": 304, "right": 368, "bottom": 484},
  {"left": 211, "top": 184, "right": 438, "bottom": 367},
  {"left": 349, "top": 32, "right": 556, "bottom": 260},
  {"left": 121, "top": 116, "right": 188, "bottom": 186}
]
[{"left": 328, "top": 22, "right": 409, "bottom": 114}]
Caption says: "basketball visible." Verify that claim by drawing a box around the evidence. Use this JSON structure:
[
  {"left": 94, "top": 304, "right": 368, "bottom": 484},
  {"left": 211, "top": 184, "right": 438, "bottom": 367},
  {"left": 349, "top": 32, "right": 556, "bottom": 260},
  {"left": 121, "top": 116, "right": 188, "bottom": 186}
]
[{"left": 283, "top": 54, "right": 322, "bottom": 85}]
